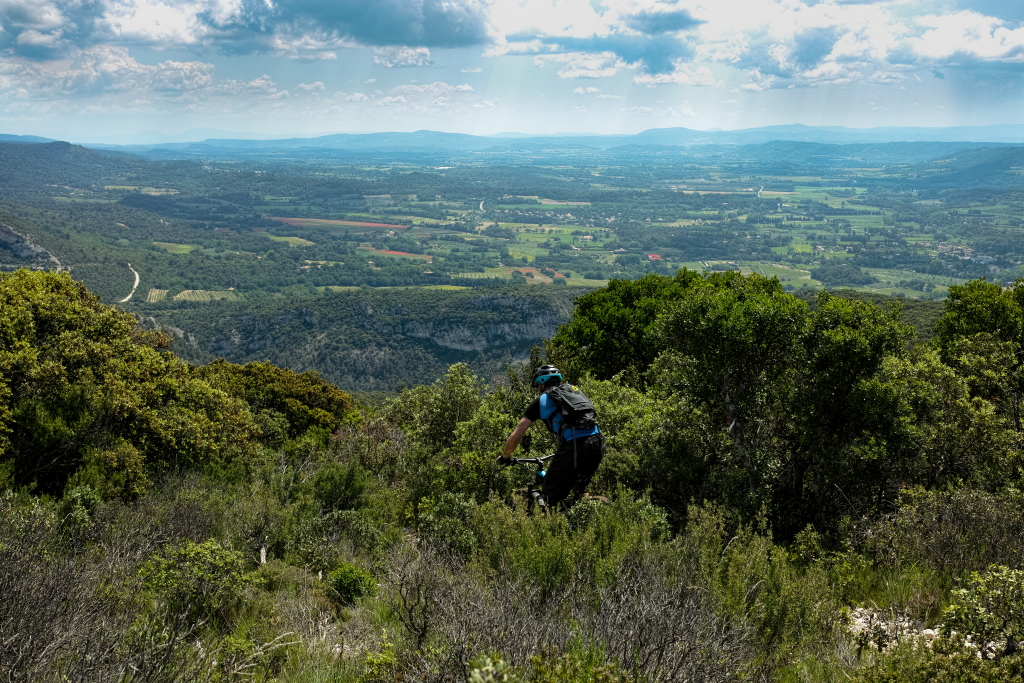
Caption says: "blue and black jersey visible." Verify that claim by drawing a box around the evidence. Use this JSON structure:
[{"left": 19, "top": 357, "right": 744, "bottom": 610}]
[{"left": 524, "top": 389, "right": 601, "bottom": 442}]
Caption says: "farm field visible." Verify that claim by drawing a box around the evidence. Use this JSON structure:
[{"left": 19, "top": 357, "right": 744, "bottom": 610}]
[
  {"left": 172, "top": 290, "right": 238, "bottom": 302},
  {"left": 153, "top": 242, "right": 195, "bottom": 253},
  {"left": 356, "top": 246, "right": 432, "bottom": 260},
  {"left": 271, "top": 217, "right": 409, "bottom": 230},
  {"left": 7, "top": 137, "right": 1024, "bottom": 308},
  {"left": 264, "top": 234, "right": 315, "bottom": 246}
]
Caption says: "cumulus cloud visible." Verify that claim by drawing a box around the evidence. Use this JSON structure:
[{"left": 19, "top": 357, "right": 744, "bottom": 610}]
[
  {"left": 331, "top": 80, "right": 477, "bottom": 113},
  {"left": 494, "top": 1, "right": 1024, "bottom": 91},
  {"left": 0, "top": 0, "right": 492, "bottom": 60},
  {"left": 374, "top": 46, "right": 432, "bottom": 67},
  {"left": 518, "top": 32, "right": 695, "bottom": 75},
  {"left": 297, "top": 81, "right": 324, "bottom": 91},
  {"left": 573, "top": 86, "right": 600, "bottom": 94},
  {"left": 623, "top": 9, "right": 703, "bottom": 35},
  {"left": 534, "top": 52, "right": 625, "bottom": 78},
  {"left": 620, "top": 101, "right": 695, "bottom": 117},
  {"left": 390, "top": 81, "right": 473, "bottom": 95},
  {"left": 5, "top": 0, "right": 1024, "bottom": 115},
  {"left": 909, "top": 11, "right": 1024, "bottom": 63},
  {"left": 633, "top": 64, "right": 721, "bottom": 86},
  {"left": 0, "top": 44, "right": 299, "bottom": 114}
]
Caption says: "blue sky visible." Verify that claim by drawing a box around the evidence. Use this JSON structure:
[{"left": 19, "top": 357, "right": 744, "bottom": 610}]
[{"left": 1, "top": 0, "right": 1023, "bottom": 139}]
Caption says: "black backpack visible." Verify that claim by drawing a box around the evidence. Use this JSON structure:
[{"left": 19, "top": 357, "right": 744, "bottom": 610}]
[{"left": 545, "top": 384, "right": 598, "bottom": 438}]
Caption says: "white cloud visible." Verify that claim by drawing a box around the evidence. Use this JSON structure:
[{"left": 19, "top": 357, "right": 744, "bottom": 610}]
[
  {"left": 0, "top": 44, "right": 307, "bottom": 116},
  {"left": 620, "top": 101, "right": 695, "bottom": 117},
  {"left": 571, "top": 105, "right": 589, "bottom": 114},
  {"left": 534, "top": 52, "right": 625, "bottom": 78},
  {"left": 472, "top": 99, "right": 497, "bottom": 108},
  {"left": 330, "top": 81, "right": 479, "bottom": 114},
  {"left": 909, "top": 11, "right": 1024, "bottom": 62},
  {"left": 740, "top": 69, "right": 775, "bottom": 91},
  {"left": 621, "top": 106, "right": 654, "bottom": 115},
  {"left": 374, "top": 46, "right": 432, "bottom": 68},
  {"left": 633, "top": 64, "right": 721, "bottom": 87},
  {"left": 3, "top": 0, "right": 1024, "bottom": 124},
  {"left": 390, "top": 81, "right": 473, "bottom": 96},
  {"left": 95, "top": 0, "right": 213, "bottom": 46},
  {"left": 598, "top": 94, "right": 624, "bottom": 99}
]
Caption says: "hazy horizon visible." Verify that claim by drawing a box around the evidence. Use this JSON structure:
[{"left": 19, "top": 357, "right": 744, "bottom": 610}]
[{"left": 2, "top": 1, "right": 1023, "bottom": 140}]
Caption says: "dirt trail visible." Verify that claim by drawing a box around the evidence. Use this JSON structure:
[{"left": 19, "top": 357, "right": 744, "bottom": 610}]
[{"left": 119, "top": 263, "right": 140, "bottom": 303}]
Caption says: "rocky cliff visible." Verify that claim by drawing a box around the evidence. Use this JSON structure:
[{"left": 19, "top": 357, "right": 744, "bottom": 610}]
[{"left": 145, "top": 287, "right": 581, "bottom": 391}]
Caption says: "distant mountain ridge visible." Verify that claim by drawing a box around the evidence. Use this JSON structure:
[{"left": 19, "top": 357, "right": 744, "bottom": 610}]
[
  {"left": 75, "top": 123, "right": 1024, "bottom": 154},
  {"left": 0, "top": 134, "right": 54, "bottom": 143},
  {"left": 3, "top": 138, "right": 1024, "bottom": 190},
  {"left": 0, "top": 141, "right": 142, "bottom": 188}
]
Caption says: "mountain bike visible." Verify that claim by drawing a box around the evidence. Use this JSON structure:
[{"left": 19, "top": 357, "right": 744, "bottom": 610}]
[
  {"left": 506, "top": 454, "right": 608, "bottom": 514},
  {"left": 508, "top": 454, "right": 553, "bottom": 514}
]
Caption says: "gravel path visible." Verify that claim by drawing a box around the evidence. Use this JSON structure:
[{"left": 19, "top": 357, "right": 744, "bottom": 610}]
[{"left": 119, "top": 263, "right": 140, "bottom": 303}]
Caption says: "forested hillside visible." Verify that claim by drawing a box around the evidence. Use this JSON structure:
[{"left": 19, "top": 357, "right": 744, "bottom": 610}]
[
  {"left": 142, "top": 286, "right": 578, "bottom": 391},
  {"left": 5, "top": 268, "right": 1024, "bottom": 682}
]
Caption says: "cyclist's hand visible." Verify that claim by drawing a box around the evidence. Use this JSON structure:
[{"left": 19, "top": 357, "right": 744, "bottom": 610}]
[{"left": 496, "top": 455, "right": 513, "bottom": 467}]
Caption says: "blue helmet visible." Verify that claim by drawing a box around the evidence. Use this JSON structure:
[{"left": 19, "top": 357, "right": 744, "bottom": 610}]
[{"left": 533, "top": 364, "right": 563, "bottom": 387}]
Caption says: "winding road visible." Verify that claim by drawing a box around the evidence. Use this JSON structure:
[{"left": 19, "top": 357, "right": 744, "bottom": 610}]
[{"left": 119, "top": 263, "right": 140, "bottom": 303}]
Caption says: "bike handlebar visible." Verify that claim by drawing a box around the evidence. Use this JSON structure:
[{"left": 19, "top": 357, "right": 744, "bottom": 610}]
[{"left": 510, "top": 454, "right": 554, "bottom": 465}]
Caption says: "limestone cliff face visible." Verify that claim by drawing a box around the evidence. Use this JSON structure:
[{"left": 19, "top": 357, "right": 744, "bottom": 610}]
[
  {"left": 0, "top": 223, "right": 61, "bottom": 269},
  {"left": 205, "top": 294, "right": 568, "bottom": 356},
  {"left": 155, "top": 288, "right": 581, "bottom": 390}
]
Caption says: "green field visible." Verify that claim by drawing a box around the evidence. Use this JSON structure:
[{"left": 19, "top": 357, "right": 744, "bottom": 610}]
[
  {"left": 265, "top": 234, "right": 315, "bottom": 247},
  {"left": 357, "top": 246, "right": 433, "bottom": 260},
  {"left": 153, "top": 242, "right": 195, "bottom": 254}
]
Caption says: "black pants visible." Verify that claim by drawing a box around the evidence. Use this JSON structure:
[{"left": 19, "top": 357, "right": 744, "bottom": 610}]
[{"left": 543, "top": 433, "right": 605, "bottom": 507}]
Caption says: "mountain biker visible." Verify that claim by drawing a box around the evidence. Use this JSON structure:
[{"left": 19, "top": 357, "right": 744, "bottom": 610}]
[{"left": 498, "top": 365, "right": 605, "bottom": 507}]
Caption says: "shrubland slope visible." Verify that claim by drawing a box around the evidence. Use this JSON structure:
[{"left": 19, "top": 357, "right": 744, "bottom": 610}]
[{"left": 4, "top": 268, "right": 1024, "bottom": 682}]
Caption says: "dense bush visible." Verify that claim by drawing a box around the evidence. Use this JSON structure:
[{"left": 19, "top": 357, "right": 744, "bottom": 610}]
[
  {"left": 944, "top": 565, "right": 1024, "bottom": 659},
  {"left": 327, "top": 562, "right": 377, "bottom": 606},
  {"left": 4, "top": 269, "right": 1024, "bottom": 682}
]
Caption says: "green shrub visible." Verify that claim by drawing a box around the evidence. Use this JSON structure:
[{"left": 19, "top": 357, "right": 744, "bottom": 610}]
[
  {"left": 685, "top": 504, "right": 846, "bottom": 678},
  {"left": 327, "top": 562, "right": 376, "bottom": 605},
  {"left": 469, "top": 656, "right": 519, "bottom": 683},
  {"left": 854, "top": 637, "right": 1024, "bottom": 683},
  {"left": 866, "top": 488, "right": 1024, "bottom": 577},
  {"left": 312, "top": 461, "right": 369, "bottom": 512},
  {"left": 140, "top": 539, "right": 256, "bottom": 629},
  {"left": 944, "top": 565, "right": 1024, "bottom": 659},
  {"left": 417, "top": 492, "right": 478, "bottom": 557},
  {"left": 287, "top": 509, "right": 388, "bottom": 571},
  {"left": 528, "top": 649, "right": 634, "bottom": 683}
]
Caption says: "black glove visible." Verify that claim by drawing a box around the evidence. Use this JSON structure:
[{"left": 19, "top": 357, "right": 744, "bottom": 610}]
[{"left": 497, "top": 455, "right": 513, "bottom": 467}]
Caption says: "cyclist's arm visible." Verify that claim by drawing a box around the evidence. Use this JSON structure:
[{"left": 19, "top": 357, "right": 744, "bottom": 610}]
[{"left": 501, "top": 417, "right": 533, "bottom": 459}]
